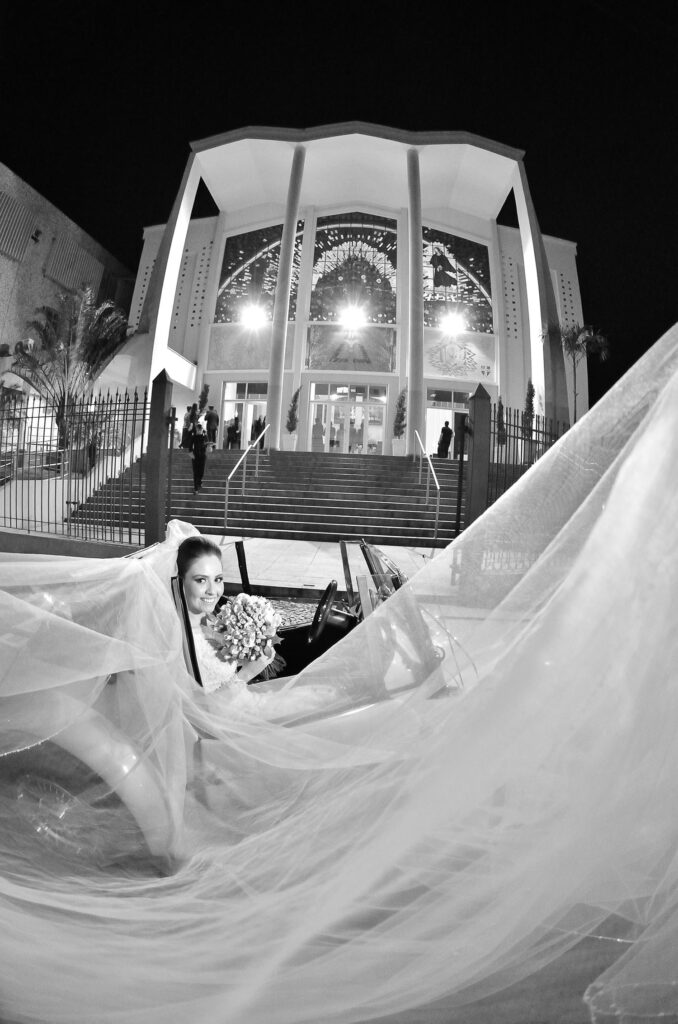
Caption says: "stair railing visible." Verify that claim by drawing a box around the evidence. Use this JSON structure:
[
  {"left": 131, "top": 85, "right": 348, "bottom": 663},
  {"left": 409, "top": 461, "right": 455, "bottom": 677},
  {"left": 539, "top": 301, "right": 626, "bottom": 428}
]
[
  {"left": 413, "top": 430, "right": 441, "bottom": 550},
  {"left": 224, "top": 423, "right": 271, "bottom": 529}
]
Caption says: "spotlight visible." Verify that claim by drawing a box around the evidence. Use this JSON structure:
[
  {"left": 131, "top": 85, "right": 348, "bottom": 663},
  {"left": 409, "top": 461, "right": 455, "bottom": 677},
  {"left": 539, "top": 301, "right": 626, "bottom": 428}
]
[
  {"left": 339, "top": 305, "right": 367, "bottom": 332},
  {"left": 440, "top": 312, "right": 466, "bottom": 336},
  {"left": 240, "top": 305, "right": 268, "bottom": 330}
]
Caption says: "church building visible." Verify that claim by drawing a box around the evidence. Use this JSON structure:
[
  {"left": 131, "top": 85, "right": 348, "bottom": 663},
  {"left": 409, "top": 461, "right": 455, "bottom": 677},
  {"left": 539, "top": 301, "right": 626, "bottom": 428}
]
[{"left": 107, "top": 123, "right": 584, "bottom": 454}]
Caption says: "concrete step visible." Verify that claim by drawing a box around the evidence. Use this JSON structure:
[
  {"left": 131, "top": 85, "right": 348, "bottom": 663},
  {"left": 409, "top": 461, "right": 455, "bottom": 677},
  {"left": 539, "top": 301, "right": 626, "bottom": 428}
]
[{"left": 68, "top": 451, "right": 465, "bottom": 545}]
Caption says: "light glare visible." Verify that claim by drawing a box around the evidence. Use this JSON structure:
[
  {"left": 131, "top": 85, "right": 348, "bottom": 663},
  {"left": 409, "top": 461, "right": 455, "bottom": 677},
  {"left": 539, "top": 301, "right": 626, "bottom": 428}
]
[
  {"left": 240, "top": 304, "right": 268, "bottom": 330},
  {"left": 440, "top": 312, "right": 466, "bottom": 336},
  {"left": 339, "top": 306, "right": 367, "bottom": 332}
]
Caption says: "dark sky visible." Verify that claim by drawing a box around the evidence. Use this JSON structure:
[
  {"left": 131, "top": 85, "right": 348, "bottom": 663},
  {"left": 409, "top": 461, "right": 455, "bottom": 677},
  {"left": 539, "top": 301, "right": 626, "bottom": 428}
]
[{"left": 2, "top": 1, "right": 676, "bottom": 404}]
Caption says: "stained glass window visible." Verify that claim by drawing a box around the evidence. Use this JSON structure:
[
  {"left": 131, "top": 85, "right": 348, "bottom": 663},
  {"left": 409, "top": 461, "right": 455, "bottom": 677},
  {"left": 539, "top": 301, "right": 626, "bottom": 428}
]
[
  {"left": 422, "top": 227, "right": 493, "bottom": 333},
  {"left": 310, "top": 213, "right": 398, "bottom": 324},
  {"left": 214, "top": 222, "right": 304, "bottom": 324}
]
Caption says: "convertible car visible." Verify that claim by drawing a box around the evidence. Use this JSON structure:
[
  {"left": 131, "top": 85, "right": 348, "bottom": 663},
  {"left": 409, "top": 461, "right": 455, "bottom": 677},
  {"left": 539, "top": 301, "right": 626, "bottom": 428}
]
[{"left": 173, "top": 538, "right": 413, "bottom": 684}]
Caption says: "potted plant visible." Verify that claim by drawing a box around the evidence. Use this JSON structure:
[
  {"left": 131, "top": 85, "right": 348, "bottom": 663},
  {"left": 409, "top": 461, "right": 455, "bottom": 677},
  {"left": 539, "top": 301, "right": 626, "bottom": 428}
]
[
  {"left": 392, "top": 389, "right": 406, "bottom": 455},
  {"left": 495, "top": 396, "right": 507, "bottom": 462},
  {"left": 282, "top": 386, "right": 300, "bottom": 451},
  {"left": 198, "top": 382, "right": 210, "bottom": 415},
  {"left": 521, "top": 379, "right": 535, "bottom": 464}
]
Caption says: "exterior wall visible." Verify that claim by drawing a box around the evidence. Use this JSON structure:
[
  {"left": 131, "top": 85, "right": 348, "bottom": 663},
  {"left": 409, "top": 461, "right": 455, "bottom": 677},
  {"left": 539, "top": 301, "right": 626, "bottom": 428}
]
[
  {"left": 0, "top": 162, "right": 133, "bottom": 362},
  {"left": 497, "top": 225, "right": 583, "bottom": 421}
]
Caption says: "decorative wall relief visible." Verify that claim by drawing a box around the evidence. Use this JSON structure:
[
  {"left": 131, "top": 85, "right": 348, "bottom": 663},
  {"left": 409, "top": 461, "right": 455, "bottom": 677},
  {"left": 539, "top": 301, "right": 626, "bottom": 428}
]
[
  {"left": 424, "top": 330, "right": 496, "bottom": 381},
  {"left": 305, "top": 325, "right": 396, "bottom": 372}
]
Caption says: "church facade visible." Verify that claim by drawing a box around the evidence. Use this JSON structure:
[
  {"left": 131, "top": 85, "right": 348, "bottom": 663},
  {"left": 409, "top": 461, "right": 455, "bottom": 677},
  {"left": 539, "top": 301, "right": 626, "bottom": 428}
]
[{"left": 110, "top": 124, "right": 584, "bottom": 454}]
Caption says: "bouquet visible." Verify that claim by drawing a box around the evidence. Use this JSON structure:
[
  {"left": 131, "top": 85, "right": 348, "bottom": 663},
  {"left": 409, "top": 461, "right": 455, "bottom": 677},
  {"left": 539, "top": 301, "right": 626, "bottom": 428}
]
[{"left": 205, "top": 594, "right": 285, "bottom": 679}]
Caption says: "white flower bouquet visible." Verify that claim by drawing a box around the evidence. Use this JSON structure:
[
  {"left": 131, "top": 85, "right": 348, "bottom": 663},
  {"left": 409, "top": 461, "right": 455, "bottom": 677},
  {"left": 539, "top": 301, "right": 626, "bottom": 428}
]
[{"left": 205, "top": 594, "right": 284, "bottom": 678}]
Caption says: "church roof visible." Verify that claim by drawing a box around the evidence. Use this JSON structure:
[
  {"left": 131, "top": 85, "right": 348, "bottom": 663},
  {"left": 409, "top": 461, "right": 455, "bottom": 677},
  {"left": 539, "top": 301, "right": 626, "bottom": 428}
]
[{"left": 190, "top": 122, "right": 523, "bottom": 221}]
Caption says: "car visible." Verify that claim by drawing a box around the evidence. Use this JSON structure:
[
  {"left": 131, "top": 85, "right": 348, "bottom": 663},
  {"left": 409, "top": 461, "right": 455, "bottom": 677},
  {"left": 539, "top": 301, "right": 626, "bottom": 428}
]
[{"left": 172, "top": 538, "right": 412, "bottom": 683}]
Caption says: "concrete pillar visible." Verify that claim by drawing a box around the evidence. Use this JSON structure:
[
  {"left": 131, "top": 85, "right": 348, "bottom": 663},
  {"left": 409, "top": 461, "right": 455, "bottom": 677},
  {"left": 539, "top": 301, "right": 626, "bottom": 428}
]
[
  {"left": 196, "top": 210, "right": 228, "bottom": 385},
  {"left": 289, "top": 209, "right": 316, "bottom": 450},
  {"left": 512, "top": 161, "right": 568, "bottom": 424},
  {"left": 144, "top": 370, "right": 173, "bottom": 546},
  {"left": 267, "top": 146, "right": 305, "bottom": 450},
  {"left": 137, "top": 153, "right": 202, "bottom": 390},
  {"left": 466, "top": 383, "right": 491, "bottom": 526},
  {"left": 406, "top": 149, "right": 425, "bottom": 456}
]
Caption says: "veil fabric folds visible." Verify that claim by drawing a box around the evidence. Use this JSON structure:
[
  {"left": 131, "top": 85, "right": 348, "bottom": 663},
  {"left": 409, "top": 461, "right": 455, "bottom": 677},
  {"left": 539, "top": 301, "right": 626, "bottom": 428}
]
[{"left": 1, "top": 324, "right": 678, "bottom": 1023}]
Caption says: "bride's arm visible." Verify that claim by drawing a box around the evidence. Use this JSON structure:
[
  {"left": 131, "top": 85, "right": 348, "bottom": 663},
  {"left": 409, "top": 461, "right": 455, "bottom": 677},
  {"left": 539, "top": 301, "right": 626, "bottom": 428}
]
[{"left": 236, "top": 651, "right": 275, "bottom": 684}]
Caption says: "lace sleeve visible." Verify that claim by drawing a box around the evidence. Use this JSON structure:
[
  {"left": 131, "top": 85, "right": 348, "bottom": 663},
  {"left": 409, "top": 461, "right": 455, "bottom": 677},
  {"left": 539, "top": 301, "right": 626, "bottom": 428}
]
[{"left": 191, "top": 626, "right": 238, "bottom": 694}]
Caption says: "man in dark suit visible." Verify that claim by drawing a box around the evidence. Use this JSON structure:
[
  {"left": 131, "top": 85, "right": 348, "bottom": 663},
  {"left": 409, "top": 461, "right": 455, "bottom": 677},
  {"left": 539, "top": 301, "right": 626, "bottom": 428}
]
[
  {"left": 437, "top": 421, "right": 453, "bottom": 459},
  {"left": 191, "top": 423, "right": 209, "bottom": 493},
  {"left": 205, "top": 406, "right": 219, "bottom": 449}
]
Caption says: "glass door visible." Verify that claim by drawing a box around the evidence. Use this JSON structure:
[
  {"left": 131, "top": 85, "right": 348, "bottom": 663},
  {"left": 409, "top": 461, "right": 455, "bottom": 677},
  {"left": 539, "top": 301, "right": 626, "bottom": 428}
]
[
  {"left": 365, "top": 402, "right": 384, "bottom": 454},
  {"left": 308, "top": 383, "right": 386, "bottom": 455},
  {"left": 244, "top": 400, "right": 267, "bottom": 447},
  {"left": 222, "top": 382, "right": 267, "bottom": 450}
]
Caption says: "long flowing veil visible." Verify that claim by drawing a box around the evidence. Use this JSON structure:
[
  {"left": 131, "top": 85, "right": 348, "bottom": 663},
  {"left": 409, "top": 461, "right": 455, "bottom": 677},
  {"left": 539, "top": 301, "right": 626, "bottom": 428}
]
[{"left": 1, "top": 324, "right": 678, "bottom": 1023}]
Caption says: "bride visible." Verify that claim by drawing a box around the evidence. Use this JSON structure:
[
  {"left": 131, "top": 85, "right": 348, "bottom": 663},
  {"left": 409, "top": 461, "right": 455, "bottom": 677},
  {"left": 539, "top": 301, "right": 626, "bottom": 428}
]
[
  {"left": 1, "top": 323, "right": 678, "bottom": 1024},
  {"left": 175, "top": 533, "right": 278, "bottom": 690}
]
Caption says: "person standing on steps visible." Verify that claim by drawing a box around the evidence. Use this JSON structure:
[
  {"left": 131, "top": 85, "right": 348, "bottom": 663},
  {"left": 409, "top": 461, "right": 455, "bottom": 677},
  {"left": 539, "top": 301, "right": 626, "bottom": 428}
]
[
  {"left": 191, "top": 422, "right": 209, "bottom": 493},
  {"left": 185, "top": 404, "right": 200, "bottom": 452},
  {"left": 437, "top": 421, "right": 453, "bottom": 459},
  {"left": 180, "top": 407, "right": 192, "bottom": 449},
  {"left": 226, "top": 415, "right": 241, "bottom": 450},
  {"left": 205, "top": 406, "right": 219, "bottom": 449}
]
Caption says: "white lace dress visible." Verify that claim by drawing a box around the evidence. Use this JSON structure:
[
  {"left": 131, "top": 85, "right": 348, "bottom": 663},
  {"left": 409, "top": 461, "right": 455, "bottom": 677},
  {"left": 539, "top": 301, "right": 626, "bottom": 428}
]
[
  {"left": 191, "top": 621, "right": 256, "bottom": 694},
  {"left": 191, "top": 619, "right": 339, "bottom": 718}
]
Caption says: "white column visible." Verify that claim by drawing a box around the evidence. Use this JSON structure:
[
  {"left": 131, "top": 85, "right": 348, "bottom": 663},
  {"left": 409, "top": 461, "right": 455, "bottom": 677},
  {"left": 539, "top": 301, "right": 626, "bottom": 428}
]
[
  {"left": 267, "top": 145, "right": 305, "bottom": 449},
  {"left": 137, "top": 153, "right": 202, "bottom": 390},
  {"left": 195, "top": 211, "right": 228, "bottom": 382},
  {"left": 289, "top": 208, "right": 316, "bottom": 450},
  {"left": 512, "top": 160, "right": 568, "bottom": 423},
  {"left": 406, "top": 149, "right": 425, "bottom": 455},
  {"left": 489, "top": 218, "right": 508, "bottom": 403}
]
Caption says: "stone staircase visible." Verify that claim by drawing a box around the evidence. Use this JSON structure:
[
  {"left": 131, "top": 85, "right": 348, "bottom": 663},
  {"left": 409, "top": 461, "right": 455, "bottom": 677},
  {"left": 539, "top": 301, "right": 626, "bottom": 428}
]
[{"left": 68, "top": 450, "right": 465, "bottom": 547}]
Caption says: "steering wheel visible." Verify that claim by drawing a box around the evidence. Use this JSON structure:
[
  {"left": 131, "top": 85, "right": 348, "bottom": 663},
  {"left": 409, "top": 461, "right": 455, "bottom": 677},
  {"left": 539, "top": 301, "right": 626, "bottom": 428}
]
[{"left": 307, "top": 580, "right": 338, "bottom": 646}]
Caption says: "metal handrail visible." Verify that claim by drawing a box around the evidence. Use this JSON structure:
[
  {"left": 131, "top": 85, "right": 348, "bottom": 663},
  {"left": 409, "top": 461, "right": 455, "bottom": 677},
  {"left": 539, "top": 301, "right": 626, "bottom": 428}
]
[
  {"left": 224, "top": 422, "right": 271, "bottom": 528},
  {"left": 413, "top": 430, "right": 441, "bottom": 551}
]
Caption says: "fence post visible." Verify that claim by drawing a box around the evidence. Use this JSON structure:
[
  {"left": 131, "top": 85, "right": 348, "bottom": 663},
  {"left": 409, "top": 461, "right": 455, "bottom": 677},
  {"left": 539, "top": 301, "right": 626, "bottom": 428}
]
[
  {"left": 145, "top": 370, "right": 173, "bottom": 546},
  {"left": 466, "top": 384, "right": 491, "bottom": 527}
]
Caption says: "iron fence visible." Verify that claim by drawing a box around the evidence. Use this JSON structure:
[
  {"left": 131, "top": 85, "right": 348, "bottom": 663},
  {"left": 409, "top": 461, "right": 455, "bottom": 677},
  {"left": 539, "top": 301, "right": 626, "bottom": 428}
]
[
  {"left": 488, "top": 404, "right": 568, "bottom": 506},
  {"left": 0, "top": 387, "right": 149, "bottom": 544}
]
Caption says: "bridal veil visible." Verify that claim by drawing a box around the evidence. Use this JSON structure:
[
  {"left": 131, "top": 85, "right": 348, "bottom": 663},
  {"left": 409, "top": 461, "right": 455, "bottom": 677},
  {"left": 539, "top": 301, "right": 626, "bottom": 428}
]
[{"left": 1, "top": 323, "right": 678, "bottom": 1023}]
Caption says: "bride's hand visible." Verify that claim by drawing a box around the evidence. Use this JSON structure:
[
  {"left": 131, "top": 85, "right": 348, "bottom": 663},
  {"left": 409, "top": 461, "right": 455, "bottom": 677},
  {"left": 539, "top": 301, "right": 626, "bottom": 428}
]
[{"left": 237, "top": 651, "right": 274, "bottom": 684}]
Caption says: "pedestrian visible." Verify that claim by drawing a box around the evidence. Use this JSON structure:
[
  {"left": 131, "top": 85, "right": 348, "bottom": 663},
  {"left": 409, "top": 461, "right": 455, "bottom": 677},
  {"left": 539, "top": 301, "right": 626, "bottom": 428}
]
[
  {"left": 185, "top": 404, "right": 200, "bottom": 452},
  {"left": 437, "top": 421, "right": 453, "bottom": 459},
  {"left": 180, "top": 406, "right": 192, "bottom": 449},
  {"left": 231, "top": 414, "right": 241, "bottom": 449},
  {"left": 191, "top": 422, "right": 209, "bottom": 493},
  {"left": 205, "top": 406, "right": 219, "bottom": 449}
]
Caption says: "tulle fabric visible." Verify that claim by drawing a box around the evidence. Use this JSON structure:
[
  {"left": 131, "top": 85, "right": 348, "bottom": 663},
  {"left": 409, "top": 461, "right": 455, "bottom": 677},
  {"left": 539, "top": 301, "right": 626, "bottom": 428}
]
[{"left": 1, "top": 324, "right": 678, "bottom": 1023}]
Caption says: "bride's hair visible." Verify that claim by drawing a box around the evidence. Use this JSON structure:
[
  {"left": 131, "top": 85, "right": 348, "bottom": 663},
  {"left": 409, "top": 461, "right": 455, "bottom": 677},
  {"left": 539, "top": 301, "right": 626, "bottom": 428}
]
[{"left": 176, "top": 536, "right": 222, "bottom": 578}]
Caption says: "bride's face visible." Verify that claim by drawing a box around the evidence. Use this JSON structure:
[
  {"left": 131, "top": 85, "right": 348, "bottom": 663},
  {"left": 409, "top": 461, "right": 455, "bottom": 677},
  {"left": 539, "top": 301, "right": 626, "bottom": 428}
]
[{"left": 183, "top": 554, "right": 224, "bottom": 616}]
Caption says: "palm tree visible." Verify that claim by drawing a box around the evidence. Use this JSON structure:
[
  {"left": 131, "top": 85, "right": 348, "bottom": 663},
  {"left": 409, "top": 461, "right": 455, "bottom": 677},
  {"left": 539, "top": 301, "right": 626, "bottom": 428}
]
[
  {"left": 10, "top": 288, "right": 128, "bottom": 449},
  {"left": 547, "top": 322, "right": 609, "bottom": 423}
]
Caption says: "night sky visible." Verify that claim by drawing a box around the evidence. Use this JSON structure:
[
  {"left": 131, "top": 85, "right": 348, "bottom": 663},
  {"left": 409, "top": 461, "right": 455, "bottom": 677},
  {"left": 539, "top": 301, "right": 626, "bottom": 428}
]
[{"left": 2, "top": 1, "right": 676, "bottom": 405}]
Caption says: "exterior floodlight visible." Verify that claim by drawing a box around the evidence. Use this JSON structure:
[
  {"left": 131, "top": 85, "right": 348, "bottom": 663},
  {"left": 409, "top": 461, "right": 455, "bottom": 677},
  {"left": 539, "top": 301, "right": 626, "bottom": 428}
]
[
  {"left": 240, "top": 304, "right": 268, "bottom": 330},
  {"left": 440, "top": 312, "right": 466, "bottom": 336},
  {"left": 339, "top": 305, "right": 367, "bottom": 332}
]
